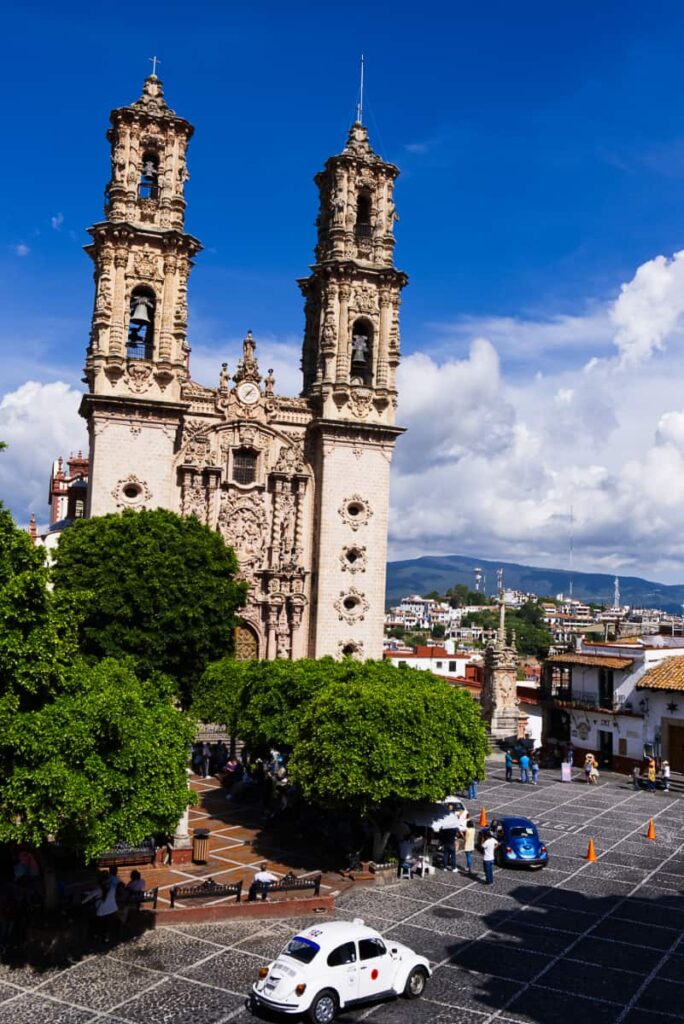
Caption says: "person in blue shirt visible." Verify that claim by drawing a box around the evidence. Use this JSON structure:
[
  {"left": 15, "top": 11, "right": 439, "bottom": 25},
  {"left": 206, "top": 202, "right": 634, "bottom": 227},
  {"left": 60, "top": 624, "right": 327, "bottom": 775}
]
[
  {"left": 531, "top": 753, "right": 540, "bottom": 785},
  {"left": 505, "top": 750, "right": 514, "bottom": 782},
  {"left": 519, "top": 752, "right": 530, "bottom": 783}
]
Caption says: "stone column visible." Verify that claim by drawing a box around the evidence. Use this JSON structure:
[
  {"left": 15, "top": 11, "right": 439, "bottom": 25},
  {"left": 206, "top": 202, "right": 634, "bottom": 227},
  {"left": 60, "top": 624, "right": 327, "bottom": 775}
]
[
  {"left": 110, "top": 249, "right": 129, "bottom": 354},
  {"left": 336, "top": 283, "right": 351, "bottom": 383},
  {"left": 172, "top": 768, "right": 193, "bottom": 856}
]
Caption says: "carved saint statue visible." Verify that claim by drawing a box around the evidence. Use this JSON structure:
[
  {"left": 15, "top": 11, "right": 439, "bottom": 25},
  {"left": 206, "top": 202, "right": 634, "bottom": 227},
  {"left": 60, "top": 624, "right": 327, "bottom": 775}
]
[
  {"left": 264, "top": 368, "right": 275, "bottom": 397},
  {"left": 351, "top": 333, "right": 369, "bottom": 363},
  {"left": 219, "top": 362, "right": 229, "bottom": 390},
  {"left": 243, "top": 331, "right": 257, "bottom": 367}
]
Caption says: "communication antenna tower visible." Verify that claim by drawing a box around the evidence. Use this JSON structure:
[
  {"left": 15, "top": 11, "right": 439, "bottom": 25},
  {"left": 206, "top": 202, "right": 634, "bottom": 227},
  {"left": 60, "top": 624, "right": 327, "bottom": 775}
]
[
  {"left": 614, "top": 576, "right": 621, "bottom": 609},
  {"left": 496, "top": 567, "right": 504, "bottom": 597},
  {"left": 474, "top": 567, "right": 482, "bottom": 593},
  {"left": 569, "top": 504, "right": 574, "bottom": 599}
]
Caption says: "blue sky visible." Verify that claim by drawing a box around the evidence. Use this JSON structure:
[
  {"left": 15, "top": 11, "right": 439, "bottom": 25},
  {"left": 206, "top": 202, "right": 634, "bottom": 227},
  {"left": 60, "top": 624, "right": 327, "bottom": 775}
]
[{"left": 6, "top": 1, "right": 684, "bottom": 581}]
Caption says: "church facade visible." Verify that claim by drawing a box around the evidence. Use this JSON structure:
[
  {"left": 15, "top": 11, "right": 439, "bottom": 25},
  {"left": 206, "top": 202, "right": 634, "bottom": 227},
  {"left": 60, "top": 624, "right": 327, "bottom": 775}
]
[{"left": 80, "top": 74, "right": 407, "bottom": 661}]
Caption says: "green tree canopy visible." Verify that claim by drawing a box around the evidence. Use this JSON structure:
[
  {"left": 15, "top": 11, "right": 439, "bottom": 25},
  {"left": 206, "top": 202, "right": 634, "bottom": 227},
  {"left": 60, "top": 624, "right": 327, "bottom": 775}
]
[
  {"left": 288, "top": 661, "right": 488, "bottom": 856},
  {"left": 0, "top": 506, "right": 194, "bottom": 859},
  {"left": 0, "top": 504, "right": 79, "bottom": 705},
  {"left": 0, "top": 659, "right": 194, "bottom": 860},
  {"left": 52, "top": 509, "right": 247, "bottom": 701},
  {"left": 194, "top": 657, "right": 334, "bottom": 754}
]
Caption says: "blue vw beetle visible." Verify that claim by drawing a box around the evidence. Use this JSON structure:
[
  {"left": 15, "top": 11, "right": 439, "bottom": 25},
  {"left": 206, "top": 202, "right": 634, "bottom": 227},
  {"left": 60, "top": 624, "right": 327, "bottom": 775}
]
[{"left": 483, "top": 816, "right": 549, "bottom": 869}]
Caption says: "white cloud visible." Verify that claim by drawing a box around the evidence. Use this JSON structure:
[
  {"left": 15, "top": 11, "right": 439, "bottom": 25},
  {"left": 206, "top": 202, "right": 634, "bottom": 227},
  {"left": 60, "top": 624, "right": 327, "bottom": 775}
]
[
  {"left": 51, "top": 212, "right": 64, "bottom": 231},
  {"left": 611, "top": 249, "right": 684, "bottom": 366},
  {"left": 0, "top": 381, "right": 86, "bottom": 523},
  {"left": 389, "top": 246, "right": 684, "bottom": 581},
  {"left": 14, "top": 244, "right": 30, "bottom": 257}
]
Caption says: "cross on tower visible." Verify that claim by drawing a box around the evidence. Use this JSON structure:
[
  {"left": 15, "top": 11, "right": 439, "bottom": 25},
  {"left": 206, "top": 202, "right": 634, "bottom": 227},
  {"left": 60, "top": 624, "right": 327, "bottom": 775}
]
[{"left": 149, "top": 55, "right": 161, "bottom": 77}]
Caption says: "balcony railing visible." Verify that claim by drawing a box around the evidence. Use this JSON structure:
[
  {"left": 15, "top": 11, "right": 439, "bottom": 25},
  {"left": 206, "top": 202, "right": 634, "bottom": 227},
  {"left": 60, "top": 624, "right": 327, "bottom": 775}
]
[{"left": 540, "top": 687, "right": 624, "bottom": 712}]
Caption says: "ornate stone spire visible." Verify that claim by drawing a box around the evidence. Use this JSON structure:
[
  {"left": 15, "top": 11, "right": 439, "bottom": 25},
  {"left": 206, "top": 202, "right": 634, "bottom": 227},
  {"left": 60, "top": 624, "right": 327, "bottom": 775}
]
[
  {"left": 129, "top": 74, "right": 173, "bottom": 116},
  {"left": 341, "top": 121, "right": 382, "bottom": 163},
  {"left": 482, "top": 599, "right": 523, "bottom": 740}
]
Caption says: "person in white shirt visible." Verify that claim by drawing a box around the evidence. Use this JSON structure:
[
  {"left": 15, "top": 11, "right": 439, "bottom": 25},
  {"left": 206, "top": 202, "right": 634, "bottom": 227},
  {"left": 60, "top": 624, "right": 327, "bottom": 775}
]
[
  {"left": 481, "top": 831, "right": 498, "bottom": 885},
  {"left": 248, "top": 862, "right": 279, "bottom": 901}
]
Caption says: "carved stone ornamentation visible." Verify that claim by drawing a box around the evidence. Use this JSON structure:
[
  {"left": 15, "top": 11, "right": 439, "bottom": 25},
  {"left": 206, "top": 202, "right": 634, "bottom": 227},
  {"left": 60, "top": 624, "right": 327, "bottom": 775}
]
[
  {"left": 340, "top": 545, "right": 367, "bottom": 574},
  {"left": 353, "top": 283, "right": 378, "bottom": 314},
  {"left": 181, "top": 477, "right": 209, "bottom": 523},
  {"left": 337, "top": 639, "right": 365, "bottom": 661},
  {"left": 180, "top": 422, "right": 213, "bottom": 466},
  {"left": 348, "top": 388, "right": 374, "bottom": 420},
  {"left": 338, "top": 494, "right": 373, "bottom": 531},
  {"left": 111, "top": 474, "right": 151, "bottom": 509},
  {"left": 123, "top": 362, "right": 154, "bottom": 394},
  {"left": 134, "top": 249, "right": 160, "bottom": 281},
  {"left": 274, "top": 440, "right": 306, "bottom": 475},
  {"left": 217, "top": 490, "right": 268, "bottom": 568},
  {"left": 334, "top": 587, "right": 370, "bottom": 625}
]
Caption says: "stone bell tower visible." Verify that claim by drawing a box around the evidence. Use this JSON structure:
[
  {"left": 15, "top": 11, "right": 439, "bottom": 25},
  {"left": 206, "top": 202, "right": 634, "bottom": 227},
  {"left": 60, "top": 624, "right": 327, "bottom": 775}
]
[
  {"left": 300, "top": 120, "right": 408, "bottom": 659},
  {"left": 81, "top": 73, "right": 201, "bottom": 516}
]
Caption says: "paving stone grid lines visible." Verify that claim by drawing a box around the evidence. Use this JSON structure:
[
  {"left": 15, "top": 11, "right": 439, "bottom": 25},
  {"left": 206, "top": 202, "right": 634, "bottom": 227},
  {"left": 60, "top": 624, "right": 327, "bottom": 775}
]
[{"left": 0, "top": 764, "right": 682, "bottom": 1023}]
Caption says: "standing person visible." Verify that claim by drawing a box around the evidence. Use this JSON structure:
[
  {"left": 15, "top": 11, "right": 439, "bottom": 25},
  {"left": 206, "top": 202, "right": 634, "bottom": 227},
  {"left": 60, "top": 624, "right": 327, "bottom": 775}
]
[
  {"left": 481, "top": 830, "right": 498, "bottom": 885},
  {"left": 661, "top": 760, "right": 670, "bottom": 793},
  {"left": 463, "top": 819, "right": 476, "bottom": 875},
  {"left": 441, "top": 827, "right": 458, "bottom": 872},
  {"left": 632, "top": 764, "right": 641, "bottom": 790},
  {"left": 467, "top": 778, "right": 478, "bottom": 800},
  {"left": 201, "top": 742, "right": 212, "bottom": 779},
  {"left": 647, "top": 759, "right": 657, "bottom": 793},
  {"left": 519, "top": 751, "right": 530, "bottom": 784},
  {"left": 566, "top": 744, "right": 575, "bottom": 766},
  {"left": 584, "top": 753, "right": 594, "bottom": 784},
  {"left": 531, "top": 754, "right": 540, "bottom": 785},
  {"left": 505, "top": 749, "right": 514, "bottom": 782}
]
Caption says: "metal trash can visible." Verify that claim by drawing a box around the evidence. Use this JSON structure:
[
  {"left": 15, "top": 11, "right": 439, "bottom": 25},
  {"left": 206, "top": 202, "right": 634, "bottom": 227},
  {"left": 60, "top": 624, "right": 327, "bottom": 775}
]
[{"left": 192, "top": 828, "right": 210, "bottom": 864}]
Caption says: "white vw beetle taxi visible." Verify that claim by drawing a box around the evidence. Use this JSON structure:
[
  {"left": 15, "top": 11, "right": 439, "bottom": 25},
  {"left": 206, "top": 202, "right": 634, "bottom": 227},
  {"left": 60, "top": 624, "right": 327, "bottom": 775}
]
[{"left": 250, "top": 919, "right": 431, "bottom": 1022}]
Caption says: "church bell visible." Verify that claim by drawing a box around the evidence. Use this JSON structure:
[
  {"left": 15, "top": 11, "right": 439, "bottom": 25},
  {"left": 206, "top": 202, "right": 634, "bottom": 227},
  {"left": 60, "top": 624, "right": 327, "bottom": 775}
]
[{"left": 130, "top": 298, "right": 152, "bottom": 326}]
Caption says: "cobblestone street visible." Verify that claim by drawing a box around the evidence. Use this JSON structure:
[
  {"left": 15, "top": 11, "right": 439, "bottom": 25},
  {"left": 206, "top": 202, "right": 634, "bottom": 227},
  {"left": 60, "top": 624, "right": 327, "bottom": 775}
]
[{"left": 0, "top": 765, "right": 682, "bottom": 1023}]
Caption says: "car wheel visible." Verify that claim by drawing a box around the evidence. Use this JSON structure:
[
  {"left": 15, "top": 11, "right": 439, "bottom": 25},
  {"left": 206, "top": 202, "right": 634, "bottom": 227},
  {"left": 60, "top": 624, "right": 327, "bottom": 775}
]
[
  {"left": 306, "top": 989, "right": 338, "bottom": 1024},
  {"left": 403, "top": 966, "right": 428, "bottom": 999}
]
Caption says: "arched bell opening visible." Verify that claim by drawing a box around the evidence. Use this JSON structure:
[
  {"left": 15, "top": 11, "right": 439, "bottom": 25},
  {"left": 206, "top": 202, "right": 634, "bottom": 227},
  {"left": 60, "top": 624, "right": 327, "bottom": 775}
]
[
  {"left": 139, "top": 151, "right": 160, "bottom": 199},
  {"left": 355, "top": 192, "right": 372, "bottom": 238},
  {"left": 127, "top": 285, "right": 156, "bottom": 360},
  {"left": 350, "top": 317, "right": 373, "bottom": 387}
]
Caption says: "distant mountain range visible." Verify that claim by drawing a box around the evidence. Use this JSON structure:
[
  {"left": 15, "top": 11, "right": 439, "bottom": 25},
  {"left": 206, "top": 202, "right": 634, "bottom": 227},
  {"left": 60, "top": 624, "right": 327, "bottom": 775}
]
[{"left": 386, "top": 553, "right": 684, "bottom": 613}]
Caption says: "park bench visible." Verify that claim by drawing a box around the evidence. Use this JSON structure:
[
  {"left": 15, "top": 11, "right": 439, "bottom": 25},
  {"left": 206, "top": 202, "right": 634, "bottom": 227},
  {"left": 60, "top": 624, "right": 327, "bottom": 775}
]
[
  {"left": 170, "top": 878, "right": 243, "bottom": 909},
  {"left": 97, "top": 840, "right": 156, "bottom": 869},
  {"left": 252, "top": 872, "right": 322, "bottom": 899},
  {"left": 129, "top": 886, "right": 159, "bottom": 910}
]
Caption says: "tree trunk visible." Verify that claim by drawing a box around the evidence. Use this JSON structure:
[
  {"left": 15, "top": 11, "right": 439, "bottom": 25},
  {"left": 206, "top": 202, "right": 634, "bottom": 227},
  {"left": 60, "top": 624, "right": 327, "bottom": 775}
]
[{"left": 371, "top": 828, "right": 390, "bottom": 862}]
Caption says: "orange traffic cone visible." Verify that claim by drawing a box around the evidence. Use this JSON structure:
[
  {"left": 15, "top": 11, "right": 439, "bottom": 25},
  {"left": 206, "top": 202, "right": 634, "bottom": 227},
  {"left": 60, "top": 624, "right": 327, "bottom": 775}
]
[
  {"left": 479, "top": 807, "right": 488, "bottom": 827},
  {"left": 585, "top": 838, "right": 597, "bottom": 862},
  {"left": 646, "top": 819, "right": 656, "bottom": 841}
]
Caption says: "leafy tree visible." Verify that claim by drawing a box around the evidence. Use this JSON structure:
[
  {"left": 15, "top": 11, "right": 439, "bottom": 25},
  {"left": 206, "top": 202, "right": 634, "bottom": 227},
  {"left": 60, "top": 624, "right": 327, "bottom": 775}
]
[
  {"left": 0, "top": 659, "right": 195, "bottom": 860},
  {"left": 423, "top": 590, "right": 442, "bottom": 601},
  {"left": 0, "top": 505, "right": 79, "bottom": 705},
  {"left": 0, "top": 506, "right": 194, "bottom": 860},
  {"left": 52, "top": 509, "right": 247, "bottom": 701},
  {"left": 387, "top": 626, "right": 406, "bottom": 640},
  {"left": 194, "top": 658, "right": 332, "bottom": 755},
  {"left": 431, "top": 623, "right": 446, "bottom": 639},
  {"left": 289, "top": 661, "right": 488, "bottom": 858}
]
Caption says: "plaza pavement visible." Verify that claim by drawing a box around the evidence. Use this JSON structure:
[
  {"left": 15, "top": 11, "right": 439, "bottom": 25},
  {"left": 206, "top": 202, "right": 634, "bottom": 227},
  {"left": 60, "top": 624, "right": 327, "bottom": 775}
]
[{"left": 0, "top": 762, "right": 682, "bottom": 1023}]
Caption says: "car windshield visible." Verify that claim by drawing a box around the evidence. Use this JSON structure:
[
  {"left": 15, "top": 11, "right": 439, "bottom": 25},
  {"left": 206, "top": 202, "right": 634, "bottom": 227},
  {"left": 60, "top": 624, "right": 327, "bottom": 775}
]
[
  {"left": 510, "top": 826, "right": 536, "bottom": 838},
  {"left": 282, "top": 937, "right": 320, "bottom": 964}
]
